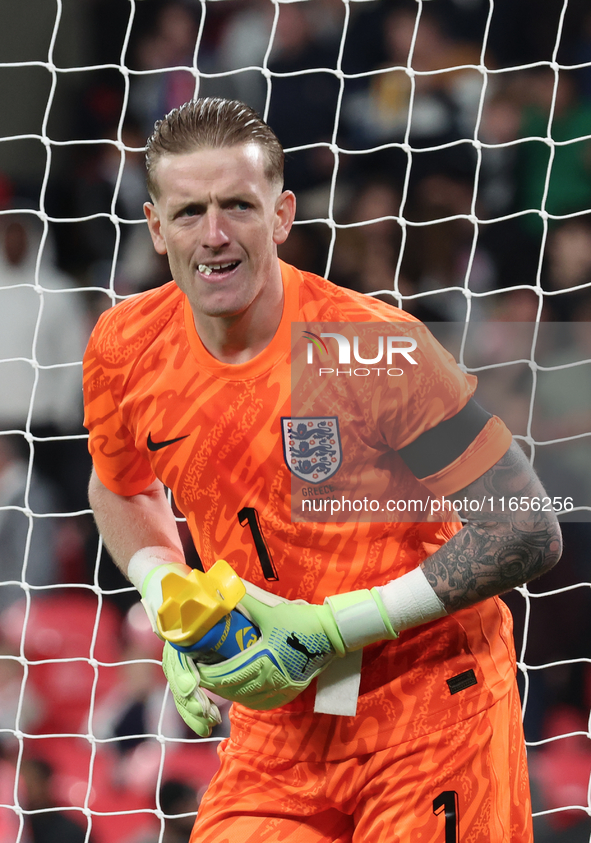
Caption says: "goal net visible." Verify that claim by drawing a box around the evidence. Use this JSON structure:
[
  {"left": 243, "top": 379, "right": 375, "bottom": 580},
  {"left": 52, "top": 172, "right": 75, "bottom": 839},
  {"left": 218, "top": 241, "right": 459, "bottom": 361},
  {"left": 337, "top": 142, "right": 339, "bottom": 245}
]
[{"left": 1, "top": 0, "right": 590, "bottom": 840}]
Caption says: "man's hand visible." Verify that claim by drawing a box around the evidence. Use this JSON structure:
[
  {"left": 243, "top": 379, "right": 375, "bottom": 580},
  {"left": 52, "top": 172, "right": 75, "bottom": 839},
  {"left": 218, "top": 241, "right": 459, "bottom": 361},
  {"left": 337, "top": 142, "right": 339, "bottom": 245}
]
[
  {"left": 196, "top": 583, "right": 344, "bottom": 710},
  {"left": 162, "top": 642, "right": 222, "bottom": 737},
  {"left": 196, "top": 581, "right": 398, "bottom": 710}
]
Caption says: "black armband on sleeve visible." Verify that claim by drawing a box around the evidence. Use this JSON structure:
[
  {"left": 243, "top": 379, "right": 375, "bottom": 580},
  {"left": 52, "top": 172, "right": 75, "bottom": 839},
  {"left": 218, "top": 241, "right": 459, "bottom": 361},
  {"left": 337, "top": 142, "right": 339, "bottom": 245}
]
[{"left": 397, "top": 399, "right": 492, "bottom": 480}]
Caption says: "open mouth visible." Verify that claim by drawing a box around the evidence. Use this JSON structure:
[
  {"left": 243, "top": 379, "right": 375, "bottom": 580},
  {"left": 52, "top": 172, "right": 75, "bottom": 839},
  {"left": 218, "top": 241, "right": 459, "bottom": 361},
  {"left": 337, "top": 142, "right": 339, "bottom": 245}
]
[{"left": 198, "top": 261, "right": 240, "bottom": 277}]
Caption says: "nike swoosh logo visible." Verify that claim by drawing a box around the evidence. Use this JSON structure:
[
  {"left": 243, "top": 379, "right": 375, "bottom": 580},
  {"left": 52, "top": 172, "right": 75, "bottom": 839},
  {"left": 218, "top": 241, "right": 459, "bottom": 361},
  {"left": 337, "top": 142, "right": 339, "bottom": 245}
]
[{"left": 147, "top": 432, "right": 189, "bottom": 451}]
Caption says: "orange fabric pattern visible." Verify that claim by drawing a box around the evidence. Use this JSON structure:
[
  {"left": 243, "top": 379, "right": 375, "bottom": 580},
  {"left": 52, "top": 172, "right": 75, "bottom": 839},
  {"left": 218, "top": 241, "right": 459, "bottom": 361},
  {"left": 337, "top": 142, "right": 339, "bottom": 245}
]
[
  {"left": 193, "top": 681, "right": 532, "bottom": 842},
  {"left": 83, "top": 259, "right": 518, "bottom": 762}
]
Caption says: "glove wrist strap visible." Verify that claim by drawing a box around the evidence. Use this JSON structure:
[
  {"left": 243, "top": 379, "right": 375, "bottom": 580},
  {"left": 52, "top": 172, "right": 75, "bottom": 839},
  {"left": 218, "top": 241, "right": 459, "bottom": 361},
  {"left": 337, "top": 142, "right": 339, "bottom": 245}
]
[
  {"left": 127, "top": 547, "right": 190, "bottom": 637},
  {"left": 325, "top": 589, "right": 397, "bottom": 651},
  {"left": 127, "top": 546, "right": 188, "bottom": 594}
]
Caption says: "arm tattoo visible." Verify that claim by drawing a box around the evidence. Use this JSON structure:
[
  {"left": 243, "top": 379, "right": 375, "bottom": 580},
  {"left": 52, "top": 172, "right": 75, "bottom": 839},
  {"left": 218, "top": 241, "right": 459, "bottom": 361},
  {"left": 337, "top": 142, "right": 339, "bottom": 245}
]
[{"left": 422, "top": 441, "right": 563, "bottom": 613}]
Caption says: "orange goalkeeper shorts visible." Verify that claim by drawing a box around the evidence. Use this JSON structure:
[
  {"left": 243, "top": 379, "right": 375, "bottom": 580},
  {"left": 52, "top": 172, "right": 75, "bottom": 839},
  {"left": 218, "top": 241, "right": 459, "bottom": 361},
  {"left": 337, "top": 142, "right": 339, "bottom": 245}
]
[{"left": 190, "top": 680, "right": 532, "bottom": 843}]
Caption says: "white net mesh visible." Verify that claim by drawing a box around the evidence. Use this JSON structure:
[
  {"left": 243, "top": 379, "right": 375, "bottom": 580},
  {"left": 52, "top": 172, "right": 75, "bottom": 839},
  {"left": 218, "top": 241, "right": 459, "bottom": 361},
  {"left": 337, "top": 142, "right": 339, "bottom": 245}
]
[{"left": 1, "top": 0, "right": 591, "bottom": 840}]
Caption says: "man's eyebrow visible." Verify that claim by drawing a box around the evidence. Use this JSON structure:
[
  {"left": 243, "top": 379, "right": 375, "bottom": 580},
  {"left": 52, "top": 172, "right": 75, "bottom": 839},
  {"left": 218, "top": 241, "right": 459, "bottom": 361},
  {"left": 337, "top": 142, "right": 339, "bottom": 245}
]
[
  {"left": 168, "top": 199, "right": 205, "bottom": 217},
  {"left": 167, "top": 188, "right": 260, "bottom": 216},
  {"left": 218, "top": 185, "right": 259, "bottom": 202},
  {"left": 220, "top": 194, "right": 256, "bottom": 206}
]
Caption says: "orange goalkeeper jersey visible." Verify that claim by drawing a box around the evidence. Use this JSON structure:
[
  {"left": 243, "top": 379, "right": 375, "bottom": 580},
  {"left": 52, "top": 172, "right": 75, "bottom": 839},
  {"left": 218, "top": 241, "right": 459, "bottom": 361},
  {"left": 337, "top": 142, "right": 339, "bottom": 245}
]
[{"left": 83, "top": 260, "right": 516, "bottom": 759}]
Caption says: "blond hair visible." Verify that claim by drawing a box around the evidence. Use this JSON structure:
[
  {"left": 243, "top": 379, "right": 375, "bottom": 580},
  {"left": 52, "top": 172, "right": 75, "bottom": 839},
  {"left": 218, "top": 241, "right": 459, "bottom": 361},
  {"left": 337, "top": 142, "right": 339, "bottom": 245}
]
[{"left": 145, "top": 98, "right": 284, "bottom": 198}]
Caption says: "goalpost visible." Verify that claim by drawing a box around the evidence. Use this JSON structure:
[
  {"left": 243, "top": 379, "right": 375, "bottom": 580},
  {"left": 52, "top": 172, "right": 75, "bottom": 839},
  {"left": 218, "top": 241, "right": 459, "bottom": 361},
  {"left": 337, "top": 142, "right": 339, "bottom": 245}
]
[{"left": 0, "top": 0, "right": 590, "bottom": 840}]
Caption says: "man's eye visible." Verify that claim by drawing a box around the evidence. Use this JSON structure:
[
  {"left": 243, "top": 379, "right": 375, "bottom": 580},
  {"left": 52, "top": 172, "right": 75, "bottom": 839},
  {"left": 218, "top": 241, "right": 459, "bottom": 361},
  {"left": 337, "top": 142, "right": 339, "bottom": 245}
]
[
  {"left": 234, "top": 202, "right": 250, "bottom": 211},
  {"left": 181, "top": 206, "right": 199, "bottom": 217}
]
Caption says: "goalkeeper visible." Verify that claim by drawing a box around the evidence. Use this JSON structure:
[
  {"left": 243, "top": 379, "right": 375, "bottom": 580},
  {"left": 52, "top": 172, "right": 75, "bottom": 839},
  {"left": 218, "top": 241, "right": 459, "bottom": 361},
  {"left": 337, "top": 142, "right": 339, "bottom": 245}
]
[{"left": 83, "top": 98, "right": 562, "bottom": 843}]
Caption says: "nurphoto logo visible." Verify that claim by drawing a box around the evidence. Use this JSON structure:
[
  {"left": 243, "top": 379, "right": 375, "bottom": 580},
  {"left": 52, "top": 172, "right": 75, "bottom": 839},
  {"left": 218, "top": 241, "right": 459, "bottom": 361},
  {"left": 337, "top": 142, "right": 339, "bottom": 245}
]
[{"left": 304, "top": 331, "right": 418, "bottom": 377}]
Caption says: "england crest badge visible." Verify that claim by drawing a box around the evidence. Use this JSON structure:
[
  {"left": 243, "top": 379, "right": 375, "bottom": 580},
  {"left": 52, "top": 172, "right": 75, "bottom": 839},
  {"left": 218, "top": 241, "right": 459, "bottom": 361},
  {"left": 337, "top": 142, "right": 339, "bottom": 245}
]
[{"left": 281, "top": 417, "right": 342, "bottom": 483}]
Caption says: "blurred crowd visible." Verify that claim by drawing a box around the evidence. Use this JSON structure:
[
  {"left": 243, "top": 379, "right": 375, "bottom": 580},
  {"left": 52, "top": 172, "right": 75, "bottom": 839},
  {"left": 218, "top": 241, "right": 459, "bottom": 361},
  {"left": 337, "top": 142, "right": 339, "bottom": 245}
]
[{"left": 1, "top": 0, "right": 591, "bottom": 840}]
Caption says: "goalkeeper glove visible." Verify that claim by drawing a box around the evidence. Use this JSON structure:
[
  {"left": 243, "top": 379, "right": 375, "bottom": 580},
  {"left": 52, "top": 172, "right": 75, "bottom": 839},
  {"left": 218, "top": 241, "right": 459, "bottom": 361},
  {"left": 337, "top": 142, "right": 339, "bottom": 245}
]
[
  {"left": 197, "top": 580, "right": 398, "bottom": 711},
  {"left": 127, "top": 547, "right": 223, "bottom": 737},
  {"left": 162, "top": 642, "right": 222, "bottom": 737},
  {"left": 127, "top": 546, "right": 192, "bottom": 638}
]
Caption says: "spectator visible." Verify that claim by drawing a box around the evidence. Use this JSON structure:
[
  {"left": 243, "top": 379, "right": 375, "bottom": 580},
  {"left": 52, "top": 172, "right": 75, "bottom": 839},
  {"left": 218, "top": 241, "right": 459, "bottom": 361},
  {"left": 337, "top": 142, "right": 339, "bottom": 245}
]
[
  {"left": 266, "top": 2, "right": 342, "bottom": 201},
  {"left": 0, "top": 211, "right": 91, "bottom": 513},
  {"left": 478, "top": 82, "right": 525, "bottom": 218},
  {"left": 330, "top": 180, "right": 403, "bottom": 295},
  {"left": 477, "top": 76, "right": 544, "bottom": 290},
  {"left": 65, "top": 122, "right": 163, "bottom": 295},
  {"left": 529, "top": 304, "right": 591, "bottom": 510},
  {"left": 517, "top": 68, "right": 591, "bottom": 224},
  {"left": 0, "top": 213, "right": 88, "bottom": 434},
  {"left": 542, "top": 217, "right": 591, "bottom": 321},
  {"left": 140, "top": 780, "right": 199, "bottom": 843},
  {"left": 128, "top": 1, "right": 201, "bottom": 139},
  {"left": 19, "top": 758, "right": 92, "bottom": 843},
  {"left": 91, "top": 602, "right": 186, "bottom": 754},
  {"left": 213, "top": 0, "right": 273, "bottom": 114},
  {"left": 401, "top": 171, "right": 496, "bottom": 319},
  {"left": 0, "top": 435, "right": 60, "bottom": 616},
  {"left": 344, "top": 3, "right": 482, "bottom": 155}
]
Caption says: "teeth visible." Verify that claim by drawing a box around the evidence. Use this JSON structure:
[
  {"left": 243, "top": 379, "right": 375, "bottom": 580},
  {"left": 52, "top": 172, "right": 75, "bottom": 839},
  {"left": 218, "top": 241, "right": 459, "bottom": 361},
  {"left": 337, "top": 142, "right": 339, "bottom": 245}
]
[{"left": 198, "top": 262, "right": 237, "bottom": 276}]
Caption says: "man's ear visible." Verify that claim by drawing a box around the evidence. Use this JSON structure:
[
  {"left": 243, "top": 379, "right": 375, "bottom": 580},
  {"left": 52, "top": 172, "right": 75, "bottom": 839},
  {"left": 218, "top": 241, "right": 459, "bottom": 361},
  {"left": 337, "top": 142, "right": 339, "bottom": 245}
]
[
  {"left": 273, "top": 190, "right": 296, "bottom": 246},
  {"left": 144, "top": 202, "right": 168, "bottom": 255}
]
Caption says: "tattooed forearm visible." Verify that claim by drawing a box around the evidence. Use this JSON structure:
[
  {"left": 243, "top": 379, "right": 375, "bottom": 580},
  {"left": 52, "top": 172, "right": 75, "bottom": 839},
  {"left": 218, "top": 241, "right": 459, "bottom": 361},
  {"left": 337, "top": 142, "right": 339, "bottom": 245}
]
[{"left": 422, "top": 441, "right": 563, "bottom": 613}]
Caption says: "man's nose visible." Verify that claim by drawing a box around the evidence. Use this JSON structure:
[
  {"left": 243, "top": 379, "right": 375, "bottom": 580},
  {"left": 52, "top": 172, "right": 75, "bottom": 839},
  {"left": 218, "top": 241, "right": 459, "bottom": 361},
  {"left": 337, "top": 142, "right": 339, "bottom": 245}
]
[{"left": 202, "top": 209, "right": 230, "bottom": 250}]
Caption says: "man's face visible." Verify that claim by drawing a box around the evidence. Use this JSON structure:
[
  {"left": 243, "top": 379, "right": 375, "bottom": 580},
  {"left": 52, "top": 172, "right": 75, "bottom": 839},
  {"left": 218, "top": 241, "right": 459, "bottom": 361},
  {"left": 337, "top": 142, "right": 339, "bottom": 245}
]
[{"left": 144, "top": 143, "right": 295, "bottom": 322}]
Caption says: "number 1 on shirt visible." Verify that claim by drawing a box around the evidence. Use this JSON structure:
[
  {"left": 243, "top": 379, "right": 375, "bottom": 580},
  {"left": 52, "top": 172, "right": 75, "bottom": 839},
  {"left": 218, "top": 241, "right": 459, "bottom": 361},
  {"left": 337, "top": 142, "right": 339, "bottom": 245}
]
[{"left": 238, "top": 506, "right": 279, "bottom": 581}]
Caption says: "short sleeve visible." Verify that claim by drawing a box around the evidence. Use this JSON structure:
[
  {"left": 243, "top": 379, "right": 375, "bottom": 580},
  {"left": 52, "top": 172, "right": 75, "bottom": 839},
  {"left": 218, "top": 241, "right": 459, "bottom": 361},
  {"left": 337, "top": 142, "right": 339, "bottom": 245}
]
[{"left": 83, "top": 322, "right": 156, "bottom": 497}]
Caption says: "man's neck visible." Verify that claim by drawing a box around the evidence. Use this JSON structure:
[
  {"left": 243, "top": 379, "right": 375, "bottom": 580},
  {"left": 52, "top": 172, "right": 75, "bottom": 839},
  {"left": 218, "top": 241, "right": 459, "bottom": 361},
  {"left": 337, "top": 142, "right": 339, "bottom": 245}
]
[{"left": 191, "top": 280, "right": 285, "bottom": 365}]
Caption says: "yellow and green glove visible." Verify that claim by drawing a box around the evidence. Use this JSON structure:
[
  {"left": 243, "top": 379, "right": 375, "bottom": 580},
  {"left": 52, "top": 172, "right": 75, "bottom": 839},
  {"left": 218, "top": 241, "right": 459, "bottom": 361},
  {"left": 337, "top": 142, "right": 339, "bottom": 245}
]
[
  {"left": 130, "top": 549, "right": 445, "bottom": 726},
  {"left": 127, "top": 547, "right": 224, "bottom": 738},
  {"left": 196, "top": 581, "right": 398, "bottom": 710},
  {"left": 162, "top": 642, "right": 222, "bottom": 737}
]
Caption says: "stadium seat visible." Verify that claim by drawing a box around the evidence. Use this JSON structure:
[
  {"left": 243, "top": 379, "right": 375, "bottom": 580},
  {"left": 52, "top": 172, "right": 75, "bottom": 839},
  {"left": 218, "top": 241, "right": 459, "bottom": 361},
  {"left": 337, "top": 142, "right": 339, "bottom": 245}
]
[{"left": 0, "top": 591, "right": 123, "bottom": 735}]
